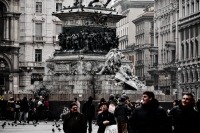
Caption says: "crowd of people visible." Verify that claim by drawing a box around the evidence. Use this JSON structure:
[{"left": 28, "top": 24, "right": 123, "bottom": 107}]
[
  {"left": 62, "top": 91, "right": 200, "bottom": 133},
  {"left": 1, "top": 91, "right": 200, "bottom": 133},
  {"left": 0, "top": 95, "right": 49, "bottom": 124}
]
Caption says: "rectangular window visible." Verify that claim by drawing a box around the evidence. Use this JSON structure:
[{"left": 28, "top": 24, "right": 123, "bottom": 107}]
[
  {"left": 56, "top": 24, "right": 62, "bottom": 35},
  {"left": 36, "top": 2, "right": 42, "bottom": 13},
  {"left": 186, "top": 28, "right": 189, "bottom": 39},
  {"left": 182, "top": 6, "right": 185, "bottom": 17},
  {"left": 35, "top": 23, "right": 42, "bottom": 36},
  {"left": 56, "top": 3, "right": 62, "bottom": 11},
  {"left": 35, "top": 49, "right": 42, "bottom": 62},
  {"left": 31, "top": 74, "right": 43, "bottom": 85},
  {"left": 197, "top": 0, "right": 199, "bottom": 11},
  {"left": 195, "top": 25, "right": 198, "bottom": 37},
  {"left": 191, "top": 2, "right": 194, "bottom": 13},
  {"left": 190, "top": 26, "right": 194, "bottom": 38},
  {"left": 0, "top": 76, "right": 5, "bottom": 86}
]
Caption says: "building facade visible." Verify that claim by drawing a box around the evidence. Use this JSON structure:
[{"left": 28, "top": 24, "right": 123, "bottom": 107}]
[
  {"left": 18, "top": 0, "right": 70, "bottom": 92},
  {"left": 152, "top": 0, "right": 179, "bottom": 95},
  {"left": 0, "top": 0, "right": 20, "bottom": 95},
  {"left": 113, "top": 0, "right": 154, "bottom": 73},
  {"left": 132, "top": 8, "right": 154, "bottom": 86},
  {"left": 178, "top": 0, "right": 200, "bottom": 100}
]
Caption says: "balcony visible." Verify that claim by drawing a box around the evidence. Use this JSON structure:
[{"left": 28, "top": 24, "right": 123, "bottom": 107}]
[
  {"left": 135, "top": 60, "right": 144, "bottom": 66},
  {"left": 165, "top": 41, "right": 176, "bottom": 49},
  {"left": 134, "top": 44, "right": 153, "bottom": 51},
  {"left": 19, "top": 62, "right": 45, "bottom": 68},
  {"left": 148, "top": 63, "right": 158, "bottom": 75},
  {"left": 119, "top": 35, "right": 128, "bottom": 42},
  {"left": 163, "top": 61, "right": 176, "bottom": 72},
  {"left": 33, "top": 36, "right": 46, "bottom": 43}
]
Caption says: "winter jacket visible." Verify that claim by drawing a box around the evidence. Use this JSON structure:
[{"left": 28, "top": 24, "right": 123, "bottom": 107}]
[
  {"left": 63, "top": 112, "right": 87, "bottom": 133},
  {"left": 128, "top": 99, "right": 171, "bottom": 133},
  {"left": 168, "top": 104, "right": 200, "bottom": 133},
  {"left": 97, "top": 110, "right": 116, "bottom": 133},
  {"left": 82, "top": 101, "right": 95, "bottom": 120},
  {"left": 114, "top": 102, "right": 131, "bottom": 122}
]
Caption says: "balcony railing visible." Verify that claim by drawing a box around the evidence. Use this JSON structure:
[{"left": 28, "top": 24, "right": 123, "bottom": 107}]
[
  {"left": 136, "top": 60, "right": 144, "bottom": 65},
  {"left": 33, "top": 36, "right": 46, "bottom": 43},
  {"left": 134, "top": 44, "right": 153, "bottom": 51},
  {"left": 19, "top": 62, "right": 45, "bottom": 68},
  {"left": 119, "top": 35, "right": 128, "bottom": 42}
]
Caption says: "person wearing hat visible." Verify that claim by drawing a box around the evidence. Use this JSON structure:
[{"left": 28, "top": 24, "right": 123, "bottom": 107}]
[
  {"left": 114, "top": 96, "right": 131, "bottom": 133},
  {"left": 82, "top": 96, "right": 95, "bottom": 133},
  {"left": 63, "top": 102, "right": 87, "bottom": 133}
]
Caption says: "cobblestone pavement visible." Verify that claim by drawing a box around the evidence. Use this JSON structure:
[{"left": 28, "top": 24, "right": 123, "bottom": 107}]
[{"left": 0, "top": 120, "right": 99, "bottom": 133}]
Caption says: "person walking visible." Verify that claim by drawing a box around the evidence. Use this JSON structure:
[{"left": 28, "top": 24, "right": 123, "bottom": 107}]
[
  {"left": 63, "top": 102, "right": 87, "bottom": 133},
  {"left": 19, "top": 97, "right": 29, "bottom": 124},
  {"left": 82, "top": 96, "right": 95, "bottom": 133},
  {"left": 114, "top": 96, "right": 131, "bottom": 133},
  {"left": 97, "top": 102, "right": 116, "bottom": 133},
  {"left": 168, "top": 93, "right": 200, "bottom": 133},
  {"left": 14, "top": 97, "right": 21, "bottom": 123},
  {"left": 128, "top": 91, "right": 171, "bottom": 133}
]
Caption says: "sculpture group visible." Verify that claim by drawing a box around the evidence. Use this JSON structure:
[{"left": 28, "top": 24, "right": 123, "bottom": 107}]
[{"left": 58, "top": 29, "right": 119, "bottom": 52}]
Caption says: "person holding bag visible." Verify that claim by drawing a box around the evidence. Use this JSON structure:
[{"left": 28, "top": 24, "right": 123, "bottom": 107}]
[{"left": 97, "top": 102, "right": 116, "bottom": 133}]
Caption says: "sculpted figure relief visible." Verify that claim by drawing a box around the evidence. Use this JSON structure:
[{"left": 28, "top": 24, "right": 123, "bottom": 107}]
[{"left": 97, "top": 48, "right": 146, "bottom": 90}]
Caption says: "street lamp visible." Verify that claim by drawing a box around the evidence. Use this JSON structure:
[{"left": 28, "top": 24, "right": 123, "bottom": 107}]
[{"left": 176, "top": 67, "right": 182, "bottom": 100}]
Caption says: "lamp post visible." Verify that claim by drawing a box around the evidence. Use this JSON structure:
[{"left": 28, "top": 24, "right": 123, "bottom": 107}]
[{"left": 177, "top": 67, "right": 182, "bottom": 100}]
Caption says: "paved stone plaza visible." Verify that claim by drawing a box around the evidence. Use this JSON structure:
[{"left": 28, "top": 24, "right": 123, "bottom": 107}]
[{"left": 0, "top": 120, "right": 98, "bottom": 133}]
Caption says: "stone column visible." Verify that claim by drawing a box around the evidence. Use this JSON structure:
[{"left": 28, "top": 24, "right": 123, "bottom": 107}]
[
  {"left": 189, "top": 26, "right": 191, "bottom": 59},
  {"left": 197, "top": 85, "right": 200, "bottom": 100},
  {"left": 4, "top": 17, "right": 9, "bottom": 40},
  {"left": 13, "top": 16, "right": 19, "bottom": 42},
  {"left": 197, "top": 66, "right": 200, "bottom": 81}
]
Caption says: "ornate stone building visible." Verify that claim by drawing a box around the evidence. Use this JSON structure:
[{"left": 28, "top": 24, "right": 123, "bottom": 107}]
[
  {"left": 132, "top": 8, "right": 154, "bottom": 86},
  {"left": 178, "top": 0, "right": 200, "bottom": 100},
  {"left": 18, "top": 0, "right": 69, "bottom": 92},
  {"left": 112, "top": 0, "right": 154, "bottom": 74},
  {"left": 0, "top": 0, "right": 20, "bottom": 95},
  {"left": 152, "top": 0, "right": 179, "bottom": 95}
]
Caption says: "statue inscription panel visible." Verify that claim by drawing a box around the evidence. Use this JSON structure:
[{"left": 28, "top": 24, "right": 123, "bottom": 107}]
[{"left": 55, "top": 64, "right": 70, "bottom": 72}]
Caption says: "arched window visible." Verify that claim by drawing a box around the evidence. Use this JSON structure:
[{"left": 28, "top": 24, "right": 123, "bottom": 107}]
[
  {"left": 181, "top": 73, "right": 184, "bottom": 83},
  {"left": 190, "top": 42, "right": 193, "bottom": 58},
  {"left": 190, "top": 71, "right": 193, "bottom": 82},
  {"left": 185, "top": 71, "right": 189, "bottom": 82},
  {"left": 195, "top": 40, "right": 198, "bottom": 57},
  {"left": 181, "top": 43, "right": 184, "bottom": 59},
  {"left": 186, "top": 43, "right": 189, "bottom": 58},
  {"left": 195, "top": 70, "right": 198, "bottom": 81},
  {"left": 0, "top": 58, "right": 8, "bottom": 71}
]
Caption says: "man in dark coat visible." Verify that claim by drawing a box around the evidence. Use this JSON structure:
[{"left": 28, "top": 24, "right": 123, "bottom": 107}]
[
  {"left": 114, "top": 96, "right": 131, "bottom": 133},
  {"left": 128, "top": 91, "right": 171, "bottom": 133},
  {"left": 97, "top": 102, "right": 116, "bottom": 133},
  {"left": 63, "top": 102, "right": 87, "bottom": 133},
  {"left": 82, "top": 96, "right": 95, "bottom": 133},
  {"left": 168, "top": 93, "right": 200, "bottom": 133}
]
